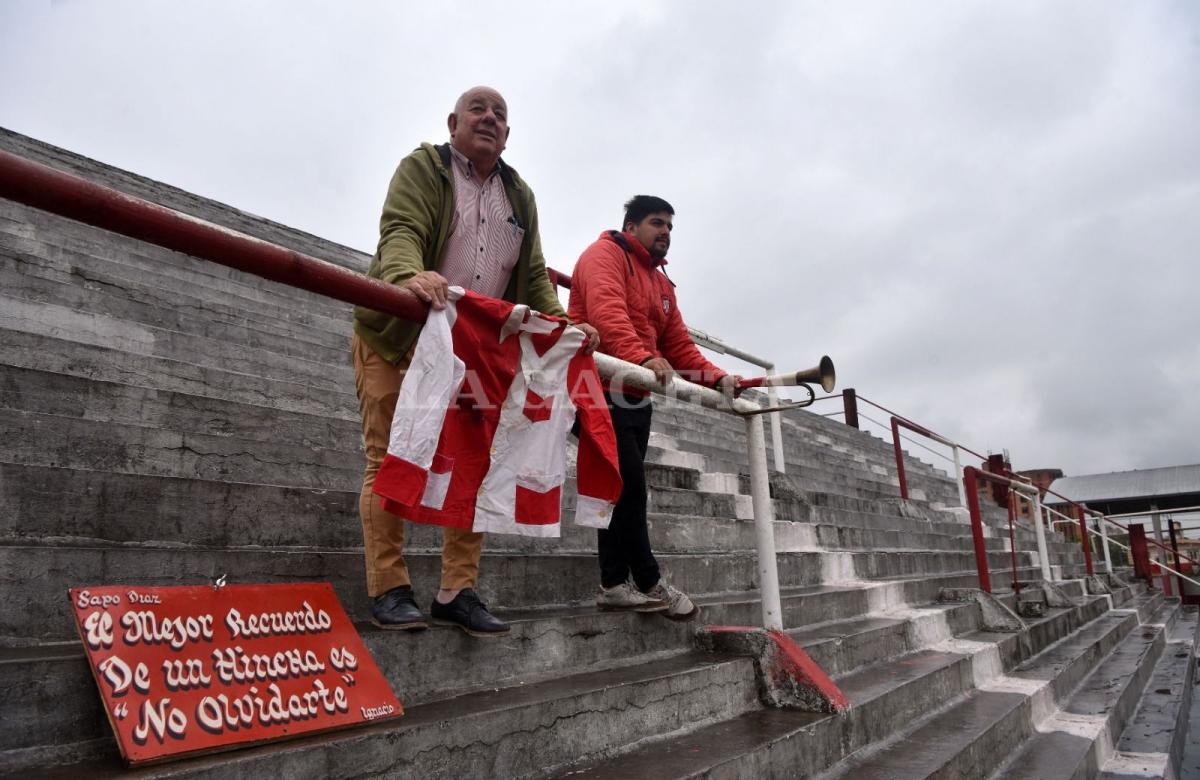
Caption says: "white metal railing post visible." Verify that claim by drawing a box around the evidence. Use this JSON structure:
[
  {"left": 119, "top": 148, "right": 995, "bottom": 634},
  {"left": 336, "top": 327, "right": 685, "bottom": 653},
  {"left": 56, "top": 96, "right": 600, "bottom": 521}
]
[
  {"left": 766, "top": 382, "right": 786, "bottom": 475},
  {"left": 746, "top": 412, "right": 783, "bottom": 631},
  {"left": 952, "top": 445, "right": 966, "bottom": 508},
  {"left": 1093, "top": 511, "right": 1113, "bottom": 574},
  {"left": 1030, "top": 491, "right": 1053, "bottom": 582},
  {"left": 593, "top": 352, "right": 782, "bottom": 630},
  {"left": 1151, "top": 511, "right": 1166, "bottom": 591},
  {"left": 687, "top": 327, "right": 786, "bottom": 475}
]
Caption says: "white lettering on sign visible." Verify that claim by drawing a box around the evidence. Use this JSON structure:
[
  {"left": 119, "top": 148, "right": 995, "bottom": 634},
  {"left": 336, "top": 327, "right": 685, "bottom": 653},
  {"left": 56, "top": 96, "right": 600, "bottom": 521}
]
[
  {"left": 224, "top": 602, "right": 332, "bottom": 639},
  {"left": 76, "top": 590, "right": 122, "bottom": 610},
  {"left": 133, "top": 698, "right": 187, "bottom": 745},
  {"left": 328, "top": 646, "right": 358, "bottom": 672},
  {"left": 361, "top": 703, "right": 396, "bottom": 720},
  {"left": 162, "top": 658, "right": 213, "bottom": 691},
  {"left": 98, "top": 655, "right": 151, "bottom": 696},
  {"left": 83, "top": 610, "right": 115, "bottom": 650},
  {"left": 126, "top": 590, "right": 162, "bottom": 605},
  {"left": 121, "top": 611, "right": 214, "bottom": 651},
  {"left": 211, "top": 646, "right": 326, "bottom": 684},
  {"left": 194, "top": 679, "right": 349, "bottom": 734}
]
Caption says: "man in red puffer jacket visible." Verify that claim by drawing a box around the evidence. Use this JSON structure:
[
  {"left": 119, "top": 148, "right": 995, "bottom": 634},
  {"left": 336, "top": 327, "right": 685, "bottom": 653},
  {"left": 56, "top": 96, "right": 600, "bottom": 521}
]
[{"left": 568, "top": 195, "right": 742, "bottom": 620}]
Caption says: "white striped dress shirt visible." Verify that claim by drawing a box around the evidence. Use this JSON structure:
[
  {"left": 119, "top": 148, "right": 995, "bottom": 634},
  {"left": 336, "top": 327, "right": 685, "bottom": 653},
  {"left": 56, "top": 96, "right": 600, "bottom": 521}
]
[{"left": 440, "top": 146, "right": 525, "bottom": 299}]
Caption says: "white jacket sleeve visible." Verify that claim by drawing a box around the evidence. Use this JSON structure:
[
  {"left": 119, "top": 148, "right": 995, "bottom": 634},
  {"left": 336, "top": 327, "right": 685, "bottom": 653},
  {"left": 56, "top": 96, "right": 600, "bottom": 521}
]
[{"left": 372, "top": 287, "right": 466, "bottom": 508}]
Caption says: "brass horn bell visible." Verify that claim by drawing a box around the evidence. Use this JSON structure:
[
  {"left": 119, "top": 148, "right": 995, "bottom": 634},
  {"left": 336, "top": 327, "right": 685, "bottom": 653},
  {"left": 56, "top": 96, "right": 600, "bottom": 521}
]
[{"left": 792, "top": 355, "right": 836, "bottom": 394}]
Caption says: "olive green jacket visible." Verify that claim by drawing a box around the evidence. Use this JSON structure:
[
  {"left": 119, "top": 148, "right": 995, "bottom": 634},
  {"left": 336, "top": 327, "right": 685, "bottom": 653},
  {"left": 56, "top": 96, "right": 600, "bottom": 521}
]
[{"left": 353, "top": 142, "right": 566, "bottom": 363}]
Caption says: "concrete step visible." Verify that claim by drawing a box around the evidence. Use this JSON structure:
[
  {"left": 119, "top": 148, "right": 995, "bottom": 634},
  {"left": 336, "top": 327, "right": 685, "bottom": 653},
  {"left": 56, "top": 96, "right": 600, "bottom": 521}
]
[
  {"left": 1098, "top": 604, "right": 1198, "bottom": 780},
  {"left": 1, "top": 407, "right": 358, "bottom": 490},
  {"left": 794, "top": 591, "right": 1114, "bottom": 683},
  {"left": 0, "top": 460, "right": 714, "bottom": 554},
  {"left": 781, "top": 411, "right": 961, "bottom": 480},
  {"left": 0, "top": 200, "right": 356, "bottom": 324},
  {"left": 652, "top": 436, "right": 912, "bottom": 499},
  {"left": 4, "top": 650, "right": 761, "bottom": 778},
  {"left": 653, "top": 390, "right": 959, "bottom": 490},
  {"left": 787, "top": 601, "right": 979, "bottom": 679},
  {"left": 992, "top": 602, "right": 1178, "bottom": 780},
  {"left": 656, "top": 399, "right": 957, "bottom": 481},
  {"left": 6, "top": 461, "right": 1063, "bottom": 569},
  {"left": 0, "top": 252, "right": 350, "bottom": 363},
  {"left": 819, "top": 604, "right": 1148, "bottom": 779},
  {"left": 806, "top": 518, "right": 1080, "bottom": 558},
  {"left": 0, "top": 226, "right": 352, "bottom": 346},
  {"left": 0, "top": 292, "right": 353, "bottom": 391},
  {"left": 802, "top": 494, "right": 1061, "bottom": 554},
  {"left": 0, "top": 365, "right": 357, "bottom": 455},
  {"left": 0, "top": 329, "right": 357, "bottom": 421},
  {"left": 0, "top": 542, "right": 1052, "bottom": 643},
  {"left": 561, "top": 592, "right": 1121, "bottom": 778},
  {"left": 655, "top": 431, "right": 959, "bottom": 504},
  {"left": 650, "top": 408, "right": 957, "bottom": 488}
]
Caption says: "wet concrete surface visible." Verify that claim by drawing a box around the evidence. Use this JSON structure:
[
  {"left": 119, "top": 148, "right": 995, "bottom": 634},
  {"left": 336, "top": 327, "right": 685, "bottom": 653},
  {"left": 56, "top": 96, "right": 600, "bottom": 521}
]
[{"left": 1182, "top": 653, "right": 1200, "bottom": 779}]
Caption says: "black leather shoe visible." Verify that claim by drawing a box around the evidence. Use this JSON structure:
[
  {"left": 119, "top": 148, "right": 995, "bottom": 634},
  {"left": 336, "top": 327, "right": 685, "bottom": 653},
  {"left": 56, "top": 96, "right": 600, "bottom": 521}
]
[
  {"left": 430, "top": 589, "right": 510, "bottom": 637},
  {"left": 371, "top": 585, "right": 428, "bottom": 630}
]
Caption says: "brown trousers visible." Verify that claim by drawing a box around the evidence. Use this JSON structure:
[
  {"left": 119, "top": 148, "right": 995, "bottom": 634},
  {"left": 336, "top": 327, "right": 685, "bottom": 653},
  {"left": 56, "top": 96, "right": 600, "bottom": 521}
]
[{"left": 352, "top": 332, "right": 483, "bottom": 598}]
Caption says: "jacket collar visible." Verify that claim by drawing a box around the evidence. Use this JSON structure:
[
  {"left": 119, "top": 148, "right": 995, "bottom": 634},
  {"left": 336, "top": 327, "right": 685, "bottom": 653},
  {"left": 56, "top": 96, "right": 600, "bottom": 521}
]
[
  {"left": 435, "top": 142, "right": 518, "bottom": 190},
  {"left": 602, "top": 230, "right": 668, "bottom": 268}
]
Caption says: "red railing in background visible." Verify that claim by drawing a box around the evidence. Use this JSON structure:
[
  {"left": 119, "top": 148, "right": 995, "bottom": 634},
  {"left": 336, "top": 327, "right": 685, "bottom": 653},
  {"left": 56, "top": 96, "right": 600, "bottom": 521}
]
[
  {"left": 1074, "top": 505, "right": 1095, "bottom": 577},
  {"left": 547, "top": 267, "right": 572, "bottom": 289},
  {"left": 962, "top": 467, "right": 998, "bottom": 593}
]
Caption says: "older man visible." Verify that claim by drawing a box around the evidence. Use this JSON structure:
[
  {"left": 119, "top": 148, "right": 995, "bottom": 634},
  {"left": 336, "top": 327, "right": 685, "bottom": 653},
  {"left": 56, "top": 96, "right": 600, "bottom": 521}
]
[{"left": 352, "top": 87, "right": 597, "bottom": 637}]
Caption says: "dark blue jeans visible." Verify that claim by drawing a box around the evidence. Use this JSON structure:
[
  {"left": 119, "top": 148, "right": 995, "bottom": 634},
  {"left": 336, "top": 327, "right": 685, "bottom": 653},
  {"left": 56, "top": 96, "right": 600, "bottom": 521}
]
[{"left": 597, "top": 394, "right": 661, "bottom": 591}]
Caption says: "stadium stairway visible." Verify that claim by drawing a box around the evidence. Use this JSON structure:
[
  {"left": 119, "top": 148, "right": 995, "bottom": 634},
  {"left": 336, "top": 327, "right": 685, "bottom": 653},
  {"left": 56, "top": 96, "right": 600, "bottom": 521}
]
[{"left": 1, "top": 129, "right": 1195, "bottom": 779}]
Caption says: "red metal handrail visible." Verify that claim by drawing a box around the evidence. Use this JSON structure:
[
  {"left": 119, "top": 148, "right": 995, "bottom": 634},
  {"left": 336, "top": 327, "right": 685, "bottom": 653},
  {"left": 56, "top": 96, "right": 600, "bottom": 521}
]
[
  {"left": 962, "top": 467, "right": 997, "bottom": 592},
  {"left": 889, "top": 416, "right": 960, "bottom": 501},
  {"left": 547, "top": 267, "right": 572, "bottom": 289},
  {"left": 1073, "top": 505, "right": 1095, "bottom": 577},
  {"left": 962, "top": 466, "right": 1056, "bottom": 593},
  {"left": 0, "top": 150, "right": 429, "bottom": 325},
  {"left": 856, "top": 393, "right": 990, "bottom": 463}
]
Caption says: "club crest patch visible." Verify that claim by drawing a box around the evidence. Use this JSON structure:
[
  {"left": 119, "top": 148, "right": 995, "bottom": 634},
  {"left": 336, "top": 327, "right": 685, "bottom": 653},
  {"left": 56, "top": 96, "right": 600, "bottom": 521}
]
[{"left": 662, "top": 296, "right": 671, "bottom": 314}]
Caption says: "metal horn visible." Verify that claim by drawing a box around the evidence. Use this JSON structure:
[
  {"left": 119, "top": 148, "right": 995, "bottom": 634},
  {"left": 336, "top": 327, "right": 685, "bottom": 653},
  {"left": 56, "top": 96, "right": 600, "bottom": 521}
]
[{"left": 735, "top": 356, "right": 836, "bottom": 408}]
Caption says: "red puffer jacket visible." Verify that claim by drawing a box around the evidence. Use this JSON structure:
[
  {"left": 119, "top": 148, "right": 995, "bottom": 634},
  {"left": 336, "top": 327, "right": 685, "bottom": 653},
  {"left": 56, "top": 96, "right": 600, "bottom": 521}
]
[{"left": 568, "top": 230, "right": 726, "bottom": 390}]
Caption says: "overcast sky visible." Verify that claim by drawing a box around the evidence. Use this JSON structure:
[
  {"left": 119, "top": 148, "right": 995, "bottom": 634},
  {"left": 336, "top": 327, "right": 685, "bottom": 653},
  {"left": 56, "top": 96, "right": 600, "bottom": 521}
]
[{"left": 2, "top": 1, "right": 1197, "bottom": 477}]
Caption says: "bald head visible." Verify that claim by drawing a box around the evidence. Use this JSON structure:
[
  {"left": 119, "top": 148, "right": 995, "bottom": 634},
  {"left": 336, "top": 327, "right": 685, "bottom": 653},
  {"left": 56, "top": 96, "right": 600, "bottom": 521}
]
[
  {"left": 448, "top": 86, "right": 510, "bottom": 180},
  {"left": 454, "top": 86, "right": 506, "bottom": 117}
]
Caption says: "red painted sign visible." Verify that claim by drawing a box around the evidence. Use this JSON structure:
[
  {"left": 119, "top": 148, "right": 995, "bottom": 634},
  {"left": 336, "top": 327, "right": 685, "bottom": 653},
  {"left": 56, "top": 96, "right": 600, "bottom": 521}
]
[{"left": 68, "top": 582, "right": 402, "bottom": 766}]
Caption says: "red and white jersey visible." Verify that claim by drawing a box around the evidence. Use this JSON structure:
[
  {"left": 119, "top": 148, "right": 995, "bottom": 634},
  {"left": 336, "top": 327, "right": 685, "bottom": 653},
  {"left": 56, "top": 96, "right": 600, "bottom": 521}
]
[{"left": 373, "top": 287, "right": 622, "bottom": 537}]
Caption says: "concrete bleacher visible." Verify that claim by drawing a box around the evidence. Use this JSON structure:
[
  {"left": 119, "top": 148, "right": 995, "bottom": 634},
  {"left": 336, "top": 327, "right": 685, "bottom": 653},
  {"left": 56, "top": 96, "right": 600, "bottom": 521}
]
[{"left": 1, "top": 128, "right": 1196, "bottom": 779}]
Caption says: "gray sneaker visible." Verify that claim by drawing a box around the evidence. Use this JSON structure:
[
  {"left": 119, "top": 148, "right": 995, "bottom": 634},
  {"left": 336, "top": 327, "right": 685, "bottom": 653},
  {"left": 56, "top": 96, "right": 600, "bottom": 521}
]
[
  {"left": 597, "top": 582, "right": 668, "bottom": 612},
  {"left": 644, "top": 579, "right": 699, "bottom": 622}
]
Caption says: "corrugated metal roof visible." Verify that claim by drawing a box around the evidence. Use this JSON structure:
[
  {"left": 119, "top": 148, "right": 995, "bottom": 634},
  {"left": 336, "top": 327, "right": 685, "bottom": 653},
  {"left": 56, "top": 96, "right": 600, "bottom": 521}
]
[{"left": 1048, "top": 464, "right": 1200, "bottom": 504}]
